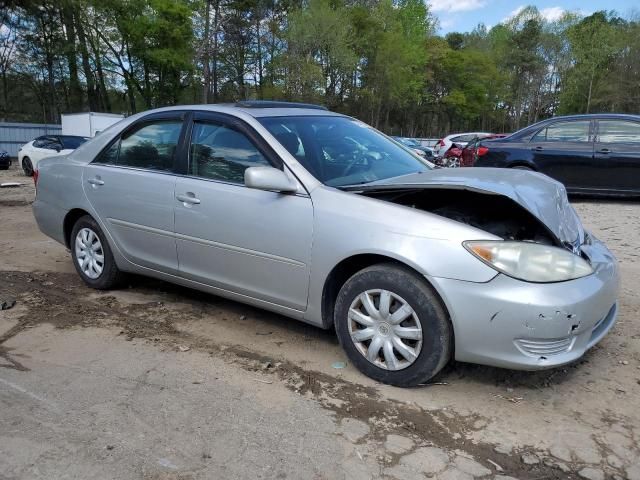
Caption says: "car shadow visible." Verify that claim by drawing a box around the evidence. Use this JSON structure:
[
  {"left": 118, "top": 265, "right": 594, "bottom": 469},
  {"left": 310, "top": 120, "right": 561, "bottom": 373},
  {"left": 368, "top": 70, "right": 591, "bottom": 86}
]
[
  {"left": 433, "top": 356, "right": 589, "bottom": 391},
  {"left": 124, "top": 274, "right": 592, "bottom": 391},
  {"left": 123, "top": 274, "right": 339, "bottom": 344}
]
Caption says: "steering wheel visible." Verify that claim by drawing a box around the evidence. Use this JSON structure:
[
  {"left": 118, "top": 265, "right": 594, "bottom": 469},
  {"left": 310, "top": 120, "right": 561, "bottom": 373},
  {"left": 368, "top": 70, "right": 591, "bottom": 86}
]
[{"left": 341, "top": 150, "right": 370, "bottom": 177}]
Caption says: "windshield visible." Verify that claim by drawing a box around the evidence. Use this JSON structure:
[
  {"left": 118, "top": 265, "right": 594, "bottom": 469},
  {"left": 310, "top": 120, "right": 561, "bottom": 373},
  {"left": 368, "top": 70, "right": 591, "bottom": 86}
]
[
  {"left": 259, "top": 116, "right": 431, "bottom": 187},
  {"left": 60, "top": 136, "right": 88, "bottom": 149}
]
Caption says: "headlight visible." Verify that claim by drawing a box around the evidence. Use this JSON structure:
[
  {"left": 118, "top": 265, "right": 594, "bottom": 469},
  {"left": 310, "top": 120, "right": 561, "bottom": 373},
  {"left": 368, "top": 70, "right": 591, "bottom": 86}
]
[{"left": 463, "top": 240, "right": 594, "bottom": 283}]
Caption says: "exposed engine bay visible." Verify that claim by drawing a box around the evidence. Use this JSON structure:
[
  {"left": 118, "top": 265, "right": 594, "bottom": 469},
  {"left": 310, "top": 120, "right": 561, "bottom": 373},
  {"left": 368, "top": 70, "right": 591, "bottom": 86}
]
[{"left": 359, "top": 188, "right": 558, "bottom": 246}]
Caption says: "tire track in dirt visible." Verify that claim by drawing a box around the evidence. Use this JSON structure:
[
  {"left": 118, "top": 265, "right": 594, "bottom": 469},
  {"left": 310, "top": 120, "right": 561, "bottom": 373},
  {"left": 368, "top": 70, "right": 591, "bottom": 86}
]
[{"left": 0, "top": 269, "right": 608, "bottom": 479}]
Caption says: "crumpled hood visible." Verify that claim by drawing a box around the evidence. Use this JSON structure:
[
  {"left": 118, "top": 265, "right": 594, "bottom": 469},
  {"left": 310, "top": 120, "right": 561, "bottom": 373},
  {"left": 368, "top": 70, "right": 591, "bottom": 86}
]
[{"left": 363, "top": 168, "right": 584, "bottom": 248}]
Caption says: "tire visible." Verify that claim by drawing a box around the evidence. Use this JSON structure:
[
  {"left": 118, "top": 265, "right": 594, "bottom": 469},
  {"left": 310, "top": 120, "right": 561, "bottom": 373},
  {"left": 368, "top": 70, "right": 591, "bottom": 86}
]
[
  {"left": 70, "top": 215, "right": 124, "bottom": 290},
  {"left": 22, "top": 157, "right": 33, "bottom": 176},
  {"left": 334, "top": 263, "right": 452, "bottom": 387}
]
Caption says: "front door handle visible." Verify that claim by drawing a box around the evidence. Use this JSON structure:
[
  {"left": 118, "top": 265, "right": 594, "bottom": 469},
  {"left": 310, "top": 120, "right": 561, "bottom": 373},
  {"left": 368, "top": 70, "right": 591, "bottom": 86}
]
[
  {"left": 531, "top": 146, "right": 544, "bottom": 151},
  {"left": 598, "top": 148, "right": 611, "bottom": 154},
  {"left": 87, "top": 177, "right": 104, "bottom": 186},
  {"left": 176, "top": 193, "right": 201, "bottom": 205}
]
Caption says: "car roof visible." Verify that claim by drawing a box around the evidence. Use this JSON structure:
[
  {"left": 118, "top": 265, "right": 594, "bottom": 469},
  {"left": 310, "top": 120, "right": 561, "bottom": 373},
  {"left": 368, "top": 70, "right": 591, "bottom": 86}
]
[
  {"left": 446, "top": 132, "right": 490, "bottom": 138},
  {"left": 506, "top": 113, "right": 640, "bottom": 139},
  {"left": 136, "top": 102, "right": 344, "bottom": 119},
  {"left": 539, "top": 113, "right": 640, "bottom": 121}
]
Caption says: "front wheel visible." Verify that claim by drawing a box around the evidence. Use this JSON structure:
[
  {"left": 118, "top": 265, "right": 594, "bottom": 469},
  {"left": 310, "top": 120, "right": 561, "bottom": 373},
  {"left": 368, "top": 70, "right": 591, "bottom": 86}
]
[
  {"left": 334, "top": 264, "right": 452, "bottom": 387},
  {"left": 70, "top": 215, "right": 124, "bottom": 289}
]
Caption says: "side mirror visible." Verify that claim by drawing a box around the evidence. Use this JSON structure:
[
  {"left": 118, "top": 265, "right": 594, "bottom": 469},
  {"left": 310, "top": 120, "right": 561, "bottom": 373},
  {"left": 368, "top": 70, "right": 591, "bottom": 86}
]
[{"left": 244, "top": 166, "right": 298, "bottom": 193}]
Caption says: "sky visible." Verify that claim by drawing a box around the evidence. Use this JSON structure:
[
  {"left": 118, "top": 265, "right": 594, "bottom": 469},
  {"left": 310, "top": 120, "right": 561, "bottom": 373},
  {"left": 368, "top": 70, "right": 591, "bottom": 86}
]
[{"left": 430, "top": 0, "right": 639, "bottom": 33}]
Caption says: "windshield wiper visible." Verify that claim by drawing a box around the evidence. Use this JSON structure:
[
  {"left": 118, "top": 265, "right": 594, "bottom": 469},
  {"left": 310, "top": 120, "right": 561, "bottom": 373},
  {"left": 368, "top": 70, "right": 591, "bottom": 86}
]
[{"left": 334, "top": 180, "right": 375, "bottom": 189}]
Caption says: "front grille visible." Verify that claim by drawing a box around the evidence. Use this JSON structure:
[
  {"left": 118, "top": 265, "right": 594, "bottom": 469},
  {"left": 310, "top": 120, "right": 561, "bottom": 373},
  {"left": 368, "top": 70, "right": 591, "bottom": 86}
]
[{"left": 515, "top": 337, "right": 575, "bottom": 357}]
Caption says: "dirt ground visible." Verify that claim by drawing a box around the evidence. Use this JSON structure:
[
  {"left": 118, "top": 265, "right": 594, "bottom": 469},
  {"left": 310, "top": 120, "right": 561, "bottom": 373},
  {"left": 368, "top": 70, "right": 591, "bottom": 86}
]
[{"left": 1, "top": 163, "right": 639, "bottom": 480}]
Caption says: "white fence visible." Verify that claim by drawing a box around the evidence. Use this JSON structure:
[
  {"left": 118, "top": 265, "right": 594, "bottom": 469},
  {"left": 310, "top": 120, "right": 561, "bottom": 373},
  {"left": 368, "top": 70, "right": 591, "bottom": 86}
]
[{"left": 0, "top": 122, "right": 62, "bottom": 157}]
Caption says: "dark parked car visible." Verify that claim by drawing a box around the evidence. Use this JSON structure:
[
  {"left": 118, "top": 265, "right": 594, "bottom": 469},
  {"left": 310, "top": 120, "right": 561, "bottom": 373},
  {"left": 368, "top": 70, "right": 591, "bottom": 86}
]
[
  {"left": 0, "top": 150, "right": 10, "bottom": 170},
  {"left": 474, "top": 114, "right": 640, "bottom": 195}
]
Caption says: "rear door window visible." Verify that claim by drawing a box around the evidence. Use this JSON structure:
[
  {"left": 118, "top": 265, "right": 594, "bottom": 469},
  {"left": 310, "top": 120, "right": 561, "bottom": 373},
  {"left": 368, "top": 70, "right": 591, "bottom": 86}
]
[
  {"left": 532, "top": 121, "right": 591, "bottom": 143},
  {"left": 41, "top": 137, "right": 63, "bottom": 151},
  {"left": 597, "top": 120, "right": 640, "bottom": 143}
]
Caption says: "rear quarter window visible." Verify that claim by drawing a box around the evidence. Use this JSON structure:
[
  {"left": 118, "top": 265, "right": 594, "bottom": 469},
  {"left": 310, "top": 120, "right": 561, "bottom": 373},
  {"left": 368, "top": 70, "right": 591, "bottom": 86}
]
[{"left": 597, "top": 120, "right": 640, "bottom": 143}]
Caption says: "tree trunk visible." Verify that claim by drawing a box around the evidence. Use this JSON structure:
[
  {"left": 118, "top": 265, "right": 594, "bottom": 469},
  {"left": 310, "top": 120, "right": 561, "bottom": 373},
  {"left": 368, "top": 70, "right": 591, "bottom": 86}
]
[
  {"left": 202, "top": 0, "right": 211, "bottom": 103},
  {"left": 88, "top": 34, "right": 111, "bottom": 112},
  {"left": 75, "top": 10, "right": 99, "bottom": 111},
  {"left": 1, "top": 71, "right": 7, "bottom": 121},
  {"left": 61, "top": 5, "right": 83, "bottom": 111},
  {"left": 586, "top": 70, "right": 594, "bottom": 113},
  {"left": 46, "top": 53, "right": 56, "bottom": 123},
  {"left": 255, "top": 9, "right": 263, "bottom": 99},
  {"left": 212, "top": 0, "right": 220, "bottom": 101}
]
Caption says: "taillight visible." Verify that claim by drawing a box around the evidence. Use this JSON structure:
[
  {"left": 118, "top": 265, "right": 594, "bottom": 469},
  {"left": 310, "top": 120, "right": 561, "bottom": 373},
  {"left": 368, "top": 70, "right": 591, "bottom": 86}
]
[
  {"left": 33, "top": 169, "right": 39, "bottom": 188},
  {"left": 477, "top": 146, "right": 489, "bottom": 156}
]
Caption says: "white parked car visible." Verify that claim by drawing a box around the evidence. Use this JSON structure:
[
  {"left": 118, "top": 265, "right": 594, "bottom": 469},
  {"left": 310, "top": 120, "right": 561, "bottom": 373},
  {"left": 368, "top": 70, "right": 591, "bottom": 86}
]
[
  {"left": 435, "top": 132, "right": 490, "bottom": 157},
  {"left": 18, "top": 135, "right": 88, "bottom": 176}
]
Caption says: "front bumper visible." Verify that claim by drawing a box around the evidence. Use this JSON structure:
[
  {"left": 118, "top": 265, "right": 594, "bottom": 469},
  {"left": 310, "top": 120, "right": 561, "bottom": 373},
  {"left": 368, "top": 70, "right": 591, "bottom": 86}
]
[
  {"left": 0, "top": 155, "right": 11, "bottom": 167},
  {"left": 431, "top": 237, "right": 619, "bottom": 370}
]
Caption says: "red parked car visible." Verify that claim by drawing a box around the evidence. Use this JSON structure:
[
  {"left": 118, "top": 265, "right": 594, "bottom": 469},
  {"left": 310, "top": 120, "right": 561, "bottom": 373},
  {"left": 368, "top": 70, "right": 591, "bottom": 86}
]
[{"left": 460, "top": 133, "right": 508, "bottom": 167}]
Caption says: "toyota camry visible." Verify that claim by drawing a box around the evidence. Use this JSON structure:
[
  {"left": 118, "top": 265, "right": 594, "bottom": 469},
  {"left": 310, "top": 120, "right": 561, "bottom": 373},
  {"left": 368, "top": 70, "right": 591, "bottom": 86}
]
[{"left": 32, "top": 101, "right": 619, "bottom": 387}]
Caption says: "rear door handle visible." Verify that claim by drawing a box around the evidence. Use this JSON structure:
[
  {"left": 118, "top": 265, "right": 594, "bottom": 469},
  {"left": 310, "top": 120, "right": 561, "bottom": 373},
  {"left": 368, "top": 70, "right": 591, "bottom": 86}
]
[
  {"left": 598, "top": 148, "right": 611, "bottom": 154},
  {"left": 87, "top": 178, "right": 104, "bottom": 186},
  {"left": 176, "top": 193, "right": 201, "bottom": 205},
  {"left": 531, "top": 146, "right": 543, "bottom": 151}
]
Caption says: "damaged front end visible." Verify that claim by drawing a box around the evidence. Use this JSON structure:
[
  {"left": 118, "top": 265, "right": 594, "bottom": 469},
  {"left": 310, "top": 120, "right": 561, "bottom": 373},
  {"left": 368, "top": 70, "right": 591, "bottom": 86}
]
[
  {"left": 358, "top": 187, "right": 559, "bottom": 246},
  {"left": 343, "top": 168, "right": 586, "bottom": 252},
  {"left": 339, "top": 169, "right": 619, "bottom": 369}
]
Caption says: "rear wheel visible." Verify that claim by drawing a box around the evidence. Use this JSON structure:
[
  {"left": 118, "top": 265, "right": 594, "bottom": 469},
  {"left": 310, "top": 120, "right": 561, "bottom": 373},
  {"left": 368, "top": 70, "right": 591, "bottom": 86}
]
[
  {"left": 334, "top": 264, "right": 452, "bottom": 387},
  {"left": 70, "top": 215, "right": 124, "bottom": 289},
  {"left": 22, "top": 157, "right": 33, "bottom": 176}
]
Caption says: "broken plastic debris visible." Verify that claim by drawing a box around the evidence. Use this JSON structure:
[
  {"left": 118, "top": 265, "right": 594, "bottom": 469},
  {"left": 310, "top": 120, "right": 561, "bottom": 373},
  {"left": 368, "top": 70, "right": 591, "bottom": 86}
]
[
  {"left": 332, "top": 361, "right": 347, "bottom": 369},
  {"left": 178, "top": 345, "right": 190, "bottom": 352},
  {"left": 0, "top": 182, "right": 23, "bottom": 188}
]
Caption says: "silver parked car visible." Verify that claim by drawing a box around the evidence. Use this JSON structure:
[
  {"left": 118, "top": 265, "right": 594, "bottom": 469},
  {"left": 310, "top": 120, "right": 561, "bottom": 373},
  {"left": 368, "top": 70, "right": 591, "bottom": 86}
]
[{"left": 32, "top": 101, "right": 619, "bottom": 387}]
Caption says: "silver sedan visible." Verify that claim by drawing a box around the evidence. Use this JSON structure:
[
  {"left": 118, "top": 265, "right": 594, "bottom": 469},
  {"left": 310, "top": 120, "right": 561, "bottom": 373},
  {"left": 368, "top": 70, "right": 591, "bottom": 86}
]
[{"left": 32, "top": 102, "right": 619, "bottom": 387}]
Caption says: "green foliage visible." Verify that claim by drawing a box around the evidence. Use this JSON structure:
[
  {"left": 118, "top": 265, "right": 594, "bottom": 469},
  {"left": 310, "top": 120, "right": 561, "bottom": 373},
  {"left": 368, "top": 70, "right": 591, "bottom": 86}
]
[
  {"left": 2, "top": 2, "right": 640, "bottom": 136},
  {"left": 559, "top": 11, "right": 626, "bottom": 114}
]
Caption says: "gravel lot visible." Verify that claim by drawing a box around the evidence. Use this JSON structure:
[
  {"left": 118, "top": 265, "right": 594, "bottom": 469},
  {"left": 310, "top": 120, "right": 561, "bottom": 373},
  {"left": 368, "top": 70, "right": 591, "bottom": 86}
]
[{"left": 1, "top": 163, "right": 639, "bottom": 480}]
